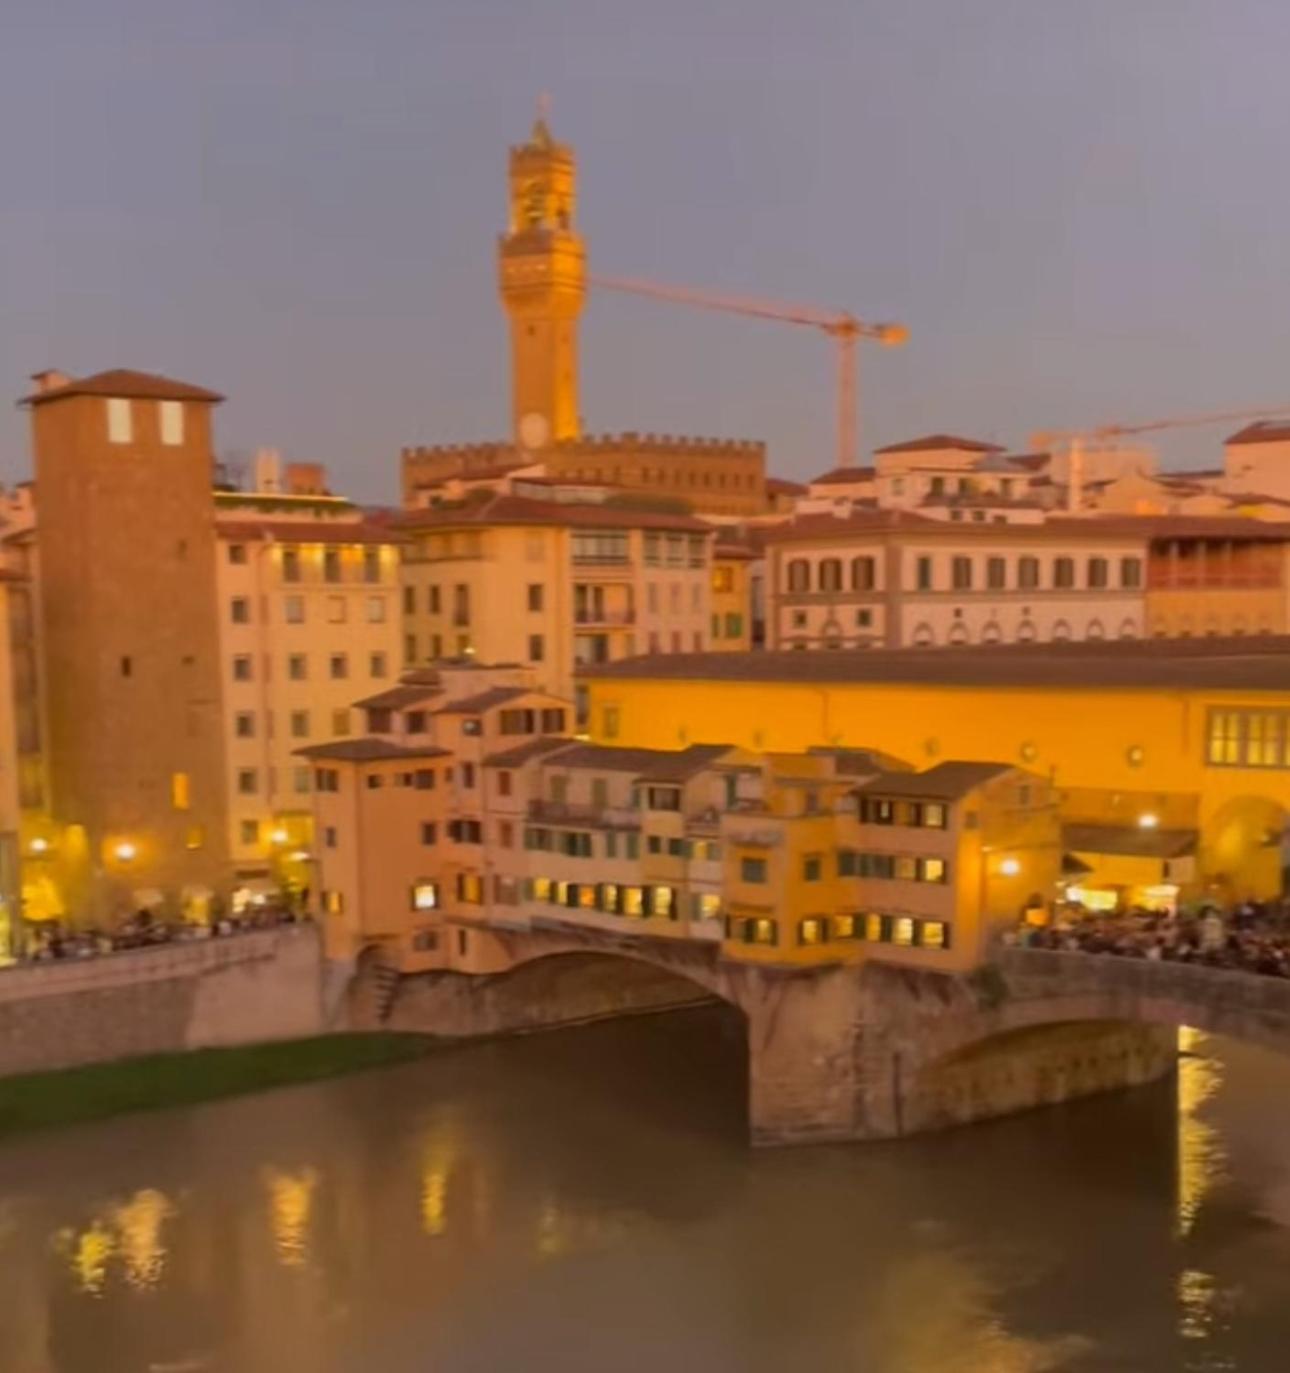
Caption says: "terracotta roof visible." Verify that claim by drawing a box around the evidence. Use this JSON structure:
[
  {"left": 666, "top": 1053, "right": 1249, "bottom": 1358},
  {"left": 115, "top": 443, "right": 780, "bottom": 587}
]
[
  {"left": 22, "top": 368, "right": 223, "bottom": 407},
  {"left": 578, "top": 636, "right": 1290, "bottom": 692},
  {"left": 714, "top": 538, "right": 758, "bottom": 560},
  {"left": 1006, "top": 453, "right": 1052, "bottom": 471},
  {"left": 1064, "top": 824, "right": 1197, "bottom": 859},
  {"left": 766, "top": 476, "right": 808, "bottom": 496},
  {"left": 857, "top": 761, "right": 1015, "bottom": 801},
  {"left": 434, "top": 686, "right": 538, "bottom": 715},
  {"left": 764, "top": 510, "right": 936, "bottom": 544},
  {"left": 214, "top": 518, "right": 404, "bottom": 545},
  {"left": 400, "top": 493, "right": 713, "bottom": 535},
  {"left": 919, "top": 494, "right": 1046, "bottom": 510},
  {"left": 295, "top": 739, "right": 452, "bottom": 762},
  {"left": 874, "top": 434, "right": 1005, "bottom": 456},
  {"left": 541, "top": 742, "right": 734, "bottom": 779},
  {"left": 483, "top": 737, "right": 578, "bottom": 768},
  {"left": 809, "top": 466, "right": 878, "bottom": 486},
  {"left": 1226, "top": 421, "right": 1290, "bottom": 446},
  {"left": 352, "top": 684, "right": 443, "bottom": 711}
]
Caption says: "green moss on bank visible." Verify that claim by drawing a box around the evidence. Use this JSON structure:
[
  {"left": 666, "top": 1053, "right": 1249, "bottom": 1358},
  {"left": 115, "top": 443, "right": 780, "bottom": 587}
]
[{"left": 0, "top": 1034, "right": 439, "bottom": 1138}]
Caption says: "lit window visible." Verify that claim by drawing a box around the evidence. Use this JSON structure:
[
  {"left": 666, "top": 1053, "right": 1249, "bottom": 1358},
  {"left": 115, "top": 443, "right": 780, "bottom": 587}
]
[
  {"left": 159, "top": 400, "right": 184, "bottom": 446},
  {"left": 240, "top": 820, "right": 259, "bottom": 845},
  {"left": 650, "top": 886, "right": 674, "bottom": 919},
  {"left": 748, "top": 918, "right": 777, "bottom": 946},
  {"left": 834, "top": 914, "right": 859, "bottom": 939},
  {"left": 171, "top": 771, "right": 190, "bottom": 810},
  {"left": 921, "top": 921, "right": 948, "bottom": 949},
  {"left": 921, "top": 857, "right": 947, "bottom": 883},
  {"left": 893, "top": 917, "right": 915, "bottom": 946},
  {"left": 532, "top": 877, "right": 552, "bottom": 902},
  {"left": 865, "top": 912, "right": 886, "bottom": 942},
  {"left": 184, "top": 825, "right": 204, "bottom": 850},
  {"left": 622, "top": 886, "right": 644, "bottom": 916},
  {"left": 324, "top": 891, "right": 344, "bottom": 915},
  {"left": 798, "top": 917, "right": 826, "bottom": 945},
  {"left": 106, "top": 397, "right": 132, "bottom": 444},
  {"left": 697, "top": 892, "right": 721, "bottom": 920},
  {"left": 411, "top": 882, "right": 439, "bottom": 911},
  {"left": 922, "top": 803, "right": 947, "bottom": 829}
]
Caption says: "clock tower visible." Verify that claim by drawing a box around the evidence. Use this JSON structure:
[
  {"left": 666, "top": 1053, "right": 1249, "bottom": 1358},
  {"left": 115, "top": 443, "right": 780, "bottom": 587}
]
[{"left": 498, "top": 111, "right": 585, "bottom": 448}]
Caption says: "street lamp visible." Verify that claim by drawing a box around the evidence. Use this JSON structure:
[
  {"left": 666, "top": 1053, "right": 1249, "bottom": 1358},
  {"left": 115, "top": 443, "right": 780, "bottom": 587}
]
[
  {"left": 113, "top": 841, "right": 137, "bottom": 863},
  {"left": 999, "top": 856, "right": 1021, "bottom": 877},
  {"left": 1138, "top": 813, "right": 1159, "bottom": 830}
]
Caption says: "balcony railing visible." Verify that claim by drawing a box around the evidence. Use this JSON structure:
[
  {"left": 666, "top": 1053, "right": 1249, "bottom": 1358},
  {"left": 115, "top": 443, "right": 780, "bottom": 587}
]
[
  {"left": 573, "top": 608, "right": 636, "bottom": 626},
  {"left": 527, "top": 799, "right": 640, "bottom": 829}
]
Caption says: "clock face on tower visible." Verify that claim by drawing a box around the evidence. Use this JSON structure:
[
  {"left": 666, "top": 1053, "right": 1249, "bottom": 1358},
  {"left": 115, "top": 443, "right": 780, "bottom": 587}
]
[{"left": 519, "top": 412, "right": 550, "bottom": 451}]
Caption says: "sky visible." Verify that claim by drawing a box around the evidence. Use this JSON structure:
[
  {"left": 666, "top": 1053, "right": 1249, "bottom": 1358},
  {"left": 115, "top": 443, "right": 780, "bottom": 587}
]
[{"left": 4, "top": 0, "right": 1290, "bottom": 499}]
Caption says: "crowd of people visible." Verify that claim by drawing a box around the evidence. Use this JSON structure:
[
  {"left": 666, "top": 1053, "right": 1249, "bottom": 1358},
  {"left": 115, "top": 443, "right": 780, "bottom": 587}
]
[
  {"left": 1008, "top": 899, "right": 1290, "bottom": 979},
  {"left": 16, "top": 903, "right": 308, "bottom": 964}
]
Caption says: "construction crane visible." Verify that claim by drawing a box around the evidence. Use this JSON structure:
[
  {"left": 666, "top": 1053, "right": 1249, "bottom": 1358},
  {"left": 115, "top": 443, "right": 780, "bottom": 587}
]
[
  {"left": 1035, "top": 403, "right": 1290, "bottom": 512},
  {"left": 587, "top": 274, "right": 908, "bottom": 470}
]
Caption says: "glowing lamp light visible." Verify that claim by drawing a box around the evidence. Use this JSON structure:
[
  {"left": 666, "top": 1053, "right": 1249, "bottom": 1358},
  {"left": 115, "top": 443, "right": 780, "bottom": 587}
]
[
  {"left": 29, "top": 837, "right": 49, "bottom": 855},
  {"left": 1138, "top": 813, "right": 1160, "bottom": 829},
  {"left": 998, "top": 857, "right": 1021, "bottom": 877},
  {"left": 289, "top": 849, "right": 311, "bottom": 863},
  {"left": 270, "top": 828, "right": 290, "bottom": 845},
  {"left": 114, "top": 841, "right": 138, "bottom": 863}
]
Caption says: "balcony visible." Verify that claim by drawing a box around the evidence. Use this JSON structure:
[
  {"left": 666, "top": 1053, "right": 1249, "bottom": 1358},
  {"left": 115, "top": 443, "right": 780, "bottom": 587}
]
[
  {"left": 574, "top": 608, "right": 636, "bottom": 626},
  {"left": 528, "top": 799, "right": 640, "bottom": 829}
]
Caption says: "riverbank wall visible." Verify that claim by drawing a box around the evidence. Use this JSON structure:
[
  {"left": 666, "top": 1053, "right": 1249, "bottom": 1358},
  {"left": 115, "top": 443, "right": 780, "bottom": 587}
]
[{"left": 0, "top": 926, "right": 324, "bottom": 1077}]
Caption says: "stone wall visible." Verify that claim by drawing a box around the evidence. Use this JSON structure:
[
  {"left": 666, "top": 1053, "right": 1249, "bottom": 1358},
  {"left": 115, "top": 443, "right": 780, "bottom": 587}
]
[{"left": 0, "top": 926, "right": 323, "bottom": 1077}]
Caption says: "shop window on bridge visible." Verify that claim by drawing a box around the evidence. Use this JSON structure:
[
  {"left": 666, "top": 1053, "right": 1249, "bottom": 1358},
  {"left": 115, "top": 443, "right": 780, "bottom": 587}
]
[
  {"left": 921, "top": 921, "right": 949, "bottom": 949},
  {"left": 859, "top": 797, "right": 895, "bottom": 824},
  {"left": 798, "top": 917, "right": 828, "bottom": 945},
  {"left": 529, "top": 877, "right": 553, "bottom": 902},
  {"left": 833, "top": 914, "right": 860, "bottom": 939},
  {"left": 693, "top": 892, "right": 722, "bottom": 920},
  {"left": 411, "top": 881, "right": 440, "bottom": 911},
  {"left": 892, "top": 917, "right": 916, "bottom": 946},
  {"left": 647, "top": 886, "right": 676, "bottom": 919},
  {"left": 1207, "top": 708, "right": 1289, "bottom": 768},
  {"left": 921, "top": 802, "right": 947, "bottom": 829},
  {"left": 599, "top": 882, "right": 620, "bottom": 913},
  {"left": 740, "top": 917, "right": 778, "bottom": 946},
  {"left": 577, "top": 884, "right": 597, "bottom": 910},
  {"left": 456, "top": 873, "right": 483, "bottom": 904},
  {"left": 622, "top": 886, "right": 645, "bottom": 916}
]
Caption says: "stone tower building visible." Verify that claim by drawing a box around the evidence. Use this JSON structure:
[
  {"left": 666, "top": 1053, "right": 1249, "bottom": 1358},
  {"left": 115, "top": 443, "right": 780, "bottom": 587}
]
[
  {"left": 497, "top": 115, "right": 586, "bottom": 448},
  {"left": 23, "top": 368, "right": 231, "bottom": 918}
]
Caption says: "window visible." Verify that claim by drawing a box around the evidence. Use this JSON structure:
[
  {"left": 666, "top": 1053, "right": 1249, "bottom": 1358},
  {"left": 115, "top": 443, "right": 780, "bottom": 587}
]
[
  {"left": 329, "top": 653, "right": 348, "bottom": 680},
  {"left": 171, "top": 772, "right": 190, "bottom": 810},
  {"left": 915, "top": 556, "right": 933, "bottom": 591},
  {"left": 802, "top": 855, "right": 821, "bottom": 882},
  {"left": 527, "top": 583, "right": 544, "bottom": 612},
  {"left": 154, "top": 399, "right": 184, "bottom": 446},
  {"left": 402, "top": 585, "right": 415, "bottom": 615},
  {"left": 1087, "top": 557, "right": 1109, "bottom": 589},
  {"left": 323, "top": 891, "right": 345, "bottom": 916},
  {"left": 235, "top": 711, "right": 255, "bottom": 739},
  {"left": 1121, "top": 557, "right": 1143, "bottom": 589},
  {"left": 414, "top": 769, "right": 435, "bottom": 789},
  {"left": 290, "top": 711, "right": 309, "bottom": 739},
  {"left": 724, "top": 612, "right": 743, "bottom": 638},
  {"left": 1053, "top": 557, "right": 1075, "bottom": 589},
  {"left": 321, "top": 825, "right": 337, "bottom": 849},
  {"left": 798, "top": 917, "right": 827, "bottom": 946},
  {"left": 499, "top": 820, "right": 514, "bottom": 848},
  {"left": 743, "top": 918, "right": 778, "bottom": 946},
  {"left": 496, "top": 769, "right": 513, "bottom": 798},
  {"left": 288, "top": 654, "right": 307, "bottom": 681},
  {"left": 461, "top": 762, "right": 476, "bottom": 789},
  {"left": 1207, "top": 708, "right": 1288, "bottom": 768},
  {"left": 986, "top": 556, "right": 1006, "bottom": 590},
  {"left": 284, "top": 595, "right": 305, "bottom": 625},
  {"left": 366, "top": 775, "right": 384, "bottom": 791},
  {"left": 230, "top": 597, "right": 250, "bottom": 624},
  {"left": 232, "top": 655, "right": 252, "bottom": 681},
  {"left": 893, "top": 916, "right": 915, "bottom": 946},
  {"left": 406, "top": 710, "right": 428, "bottom": 733},
  {"left": 860, "top": 796, "right": 895, "bottom": 824},
  {"left": 369, "top": 652, "right": 388, "bottom": 679},
  {"left": 740, "top": 856, "right": 768, "bottom": 883},
  {"left": 324, "top": 549, "right": 341, "bottom": 583},
  {"left": 819, "top": 558, "right": 843, "bottom": 592},
  {"left": 332, "top": 709, "right": 350, "bottom": 736},
  {"left": 787, "top": 559, "right": 810, "bottom": 592},
  {"left": 951, "top": 556, "right": 973, "bottom": 591},
  {"left": 237, "top": 769, "right": 258, "bottom": 795},
  {"left": 327, "top": 597, "right": 347, "bottom": 625},
  {"left": 602, "top": 705, "right": 621, "bottom": 739},
  {"left": 240, "top": 820, "right": 259, "bottom": 845},
  {"left": 228, "top": 544, "right": 247, "bottom": 566},
  {"left": 428, "top": 585, "right": 442, "bottom": 615},
  {"left": 834, "top": 914, "right": 859, "bottom": 939},
  {"left": 315, "top": 768, "right": 340, "bottom": 793},
  {"left": 571, "top": 530, "right": 629, "bottom": 565},
  {"left": 921, "top": 921, "right": 949, "bottom": 949},
  {"left": 282, "top": 548, "right": 301, "bottom": 582},
  {"left": 412, "top": 881, "right": 440, "bottom": 911},
  {"left": 366, "top": 596, "right": 387, "bottom": 624},
  {"left": 363, "top": 548, "right": 381, "bottom": 584},
  {"left": 922, "top": 802, "right": 947, "bottom": 829},
  {"left": 293, "top": 767, "right": 311, "bottom": 794},
  {"left": 851, "top": 556, "right": 876, "bottom": 591},
  {"left": 541, "top": 708, "right": 566, "bottom": 732},
  {"left": 644, "top": 785, "right": 681, "bottom": 812},
  {"left": 529, "top": 634, "right": 545, "bottom": 662},
  {"left": 921, "top": 857, "right": 948, "bottom": 883},
  {"left": 1018, "top": 556, "right": 1040, "bottom": 589},
  {"left": 106, "top": 397, "right": 132, "bottom": 444}
]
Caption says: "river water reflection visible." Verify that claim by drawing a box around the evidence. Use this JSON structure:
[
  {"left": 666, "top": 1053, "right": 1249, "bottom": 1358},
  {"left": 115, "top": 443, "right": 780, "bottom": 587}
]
[{"left": 2, "top": 1006, "right": 1290, "bottom": 1371}]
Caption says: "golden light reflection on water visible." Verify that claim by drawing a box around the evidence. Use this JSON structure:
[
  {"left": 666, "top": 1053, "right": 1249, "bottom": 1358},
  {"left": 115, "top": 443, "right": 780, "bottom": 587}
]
[
  {"left": 55, "top": 1188, "right": 175, "bottom": 1297},
  {"left": 1177, "top": 1026, "right": 1227, "bottom": 1241},
  {"left": 265, "top": 1167, "right": 320, "bottom": 1268}
]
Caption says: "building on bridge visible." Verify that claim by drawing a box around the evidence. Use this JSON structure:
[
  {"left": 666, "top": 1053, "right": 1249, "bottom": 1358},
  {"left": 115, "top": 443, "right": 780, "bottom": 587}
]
[{"left": 579, "top": 635, "right": 1290, "bottom": 907}]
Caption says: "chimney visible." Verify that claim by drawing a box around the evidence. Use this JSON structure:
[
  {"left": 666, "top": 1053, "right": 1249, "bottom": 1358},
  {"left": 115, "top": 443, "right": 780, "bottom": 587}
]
[{"left": 29, "top": 369, "right": 71, "bottom": 395}]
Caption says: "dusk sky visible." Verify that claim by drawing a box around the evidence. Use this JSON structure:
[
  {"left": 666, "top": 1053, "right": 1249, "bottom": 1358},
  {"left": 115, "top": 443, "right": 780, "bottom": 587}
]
[{"left": 5, "top": 0, "right": 1290, "bottom": 498}]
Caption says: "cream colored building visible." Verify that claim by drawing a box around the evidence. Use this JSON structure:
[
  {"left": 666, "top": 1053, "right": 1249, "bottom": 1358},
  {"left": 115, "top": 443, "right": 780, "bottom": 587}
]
[
  {"left": 767, "top": 512, "right": 1148, "bottom": 648},
  {"left": 399, "top": 493, "right": 715, "bottom": 708},
  {"left": 215, "top": 484, "right": 403, "bottom": 896}
]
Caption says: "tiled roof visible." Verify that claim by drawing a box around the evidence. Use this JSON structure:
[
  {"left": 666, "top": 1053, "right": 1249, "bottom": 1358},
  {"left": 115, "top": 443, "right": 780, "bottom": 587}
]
[
  {"left": 352, "top": 684, "right": 443, "bottom": 711},
  {"left": 23, "top": 368, "right": 223, "bottom": 407},
  {"left": 1064, "top": 823, "right": 1197, "bottom": 859},
  {"left": 214, "top": 518, "right": 404, "bottom": 545},
  {"left": 765, "top": 476, "right": 808, "bottom": 496},
  {"left": 578, "top": 636, "right": 1290, "bottom": 692},
  {"left": 873, "top": 434, "right": 1005, "bottom": 456},
  {"left": 434, "top": 686, "right": 538, "bottom": 715},
  {"left": 809, "top": 466, "right": 878, "bottom": 486},
  {"left": 400, "top": 493, "right": 713, "bottom": 535},
  {"left": 540, "top": 742, "right": 734, "bottom": 779},
  {"left": 763, "top": 510, "right": 936, "bottom": 544},
  {"left": 857, "top": 761, "right": 1015, "bottom": 801},
  {"left": 483, "top": 737, "right": 578, "bottom": 768},
  {"left": 1226, "top": 421, "right": 1290, "bottom": 446},
  {"left": 295, "top": 738, "right": 452, "bottom": 762}
]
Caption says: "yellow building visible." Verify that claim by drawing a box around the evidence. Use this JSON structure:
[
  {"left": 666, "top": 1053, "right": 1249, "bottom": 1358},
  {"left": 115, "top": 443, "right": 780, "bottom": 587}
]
[
  {"left": 710, "top": 537, "right": 756, "bottom": 652},
  {"left": 399, "top": 494, "right": 715, "bottom": 708},
  {"left": 582, "top": 637, "right": 1290, "bottom": 903}
]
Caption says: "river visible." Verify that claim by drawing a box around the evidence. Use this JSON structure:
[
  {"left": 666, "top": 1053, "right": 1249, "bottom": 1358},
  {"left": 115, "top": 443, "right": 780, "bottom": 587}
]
[{"left": 1, "top": 1006, "right": 1289, "bottom": 1371}]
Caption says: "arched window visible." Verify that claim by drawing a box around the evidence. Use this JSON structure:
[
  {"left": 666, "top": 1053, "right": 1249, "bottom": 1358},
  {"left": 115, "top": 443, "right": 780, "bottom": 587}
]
[
  {"left": 1052, "top": 619, "right": 1072, "bottom": 641},
  {"left": 787, "top": 559, "right": 810, "bottom": 592},
  {"left": 1118, "top": 618, "right": 1137, "bottom": 639},
  {"left": 948, "top": 621, "right": 969, "bottom": 645},
  {"left": 912, "top": 622, "right": 935, "bottom": 647},
  {"left": 819, "top": 558, "right": 844, "bottom": 592},
  {"left": 1087, "top": 557, "right": 1109, "bottom": 589},
  {"left": 821, "top": 617, "right": 843, "bottom": 649},
  {"left": 850, "top": 556, "right": 876, "bottom": 591},
  {"left": 981, "top": 620, "right": 1002, "bottom": 644},
  {"left": 1086, "top": 618, "right": 1106, "bottom": 640},
  {"left": 1017, "top": 619, "right": 1037, "bottom": 642}
]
